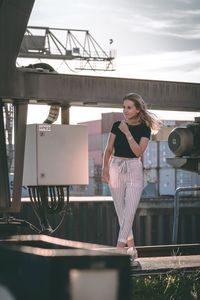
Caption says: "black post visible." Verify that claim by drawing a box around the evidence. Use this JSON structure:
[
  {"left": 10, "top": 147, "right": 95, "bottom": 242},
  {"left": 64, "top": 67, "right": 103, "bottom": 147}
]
[
  {"left": 11, "top": 102, "right": 28, "bottom": 212},
  {"left": 0, "top": 99, "right": 10, "bottom": 209}
]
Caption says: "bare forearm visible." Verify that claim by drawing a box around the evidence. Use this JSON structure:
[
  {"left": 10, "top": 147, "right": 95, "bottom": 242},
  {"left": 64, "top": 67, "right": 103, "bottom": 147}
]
[
  {"left": 102, "top": 132, "right": 115, "bottom": 183},
  {"left": 102, "top": 149, "right": 112, "bottom": 168},
  {"left": 125, "top": 132, "right": 142, "bottom": 157},
  {"left": 102, "top": 149, "right": 112, "bottom": 183}
]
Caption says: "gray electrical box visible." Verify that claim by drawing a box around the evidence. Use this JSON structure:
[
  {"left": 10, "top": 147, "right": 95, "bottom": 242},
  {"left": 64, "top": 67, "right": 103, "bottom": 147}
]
[{"left": 23, "top": 124, "right": 88, "bottom": 186}]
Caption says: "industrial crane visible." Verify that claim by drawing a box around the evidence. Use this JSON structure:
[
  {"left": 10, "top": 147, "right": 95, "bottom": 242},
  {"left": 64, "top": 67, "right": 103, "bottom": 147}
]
[{"left": 17, "top": 26, "right": 115, "bottom": 72}]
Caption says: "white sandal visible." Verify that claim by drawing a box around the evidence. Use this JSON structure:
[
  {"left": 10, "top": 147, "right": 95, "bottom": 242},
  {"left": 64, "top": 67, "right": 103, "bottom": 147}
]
[{"left": 127, "top": 247, "right": 138, "bottom": 266}]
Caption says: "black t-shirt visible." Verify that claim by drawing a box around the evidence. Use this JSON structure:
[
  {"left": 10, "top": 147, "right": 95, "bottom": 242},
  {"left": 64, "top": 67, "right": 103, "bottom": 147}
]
[{"left": 111, "top": 121, "right": 151, "bottom": 158}]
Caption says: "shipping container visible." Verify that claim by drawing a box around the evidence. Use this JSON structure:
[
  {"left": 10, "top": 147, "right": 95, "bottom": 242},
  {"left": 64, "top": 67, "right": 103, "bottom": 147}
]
[
  {"left": 69, "top": 185, "right": 88, "bottom": 196},
  {"left": 162, "top": 120, "right": 176, "bottom": 126},
  {"left": 159, "top": 140, "right": 175, "bottom": 168},
  {"left": 102, "top": 112, "right": 123, "bottom": 133},
  {"left": 143, "top": 141, "right": 158, "bottom": 169},
  {"left": 159, "top": 168, "right": 175, "bottom": 196},
  {"left": 71, "top": 177, "right": 97, "bottom": 196},
  {"left": 88, "top": 133, "right": 102, "bottom": 151},
  {"left": 89, "top": 150, "right": 102, "bottom": 165},
  {"left": 101, "top": 132, "right": 109, "bottom": 152},
  {"left": 89, "top": 159, "right": 95, "bottom": 177},
  {"left": 142, "top": 168, "right": 158, "bottom": 198},
  {"left": 84, "top": 177, "right": 96, "bottom": 196},
  {"left": 94, "top": 164, "right": 102, "bottom": 177},
  {"left": 142, "top": 182, "right": 158, "bottom": 198},
  {"left": 102, "top": 183, "right": 111, "bottom": 196},
  {"left": 78, "top": 120, "right": 101, "bottom": 135},
  {"left": 144, "top": 168, "right": 158, "bottom": 185},
  {"left": 176, "top": 169, "right": 200, "bottom": 196}
]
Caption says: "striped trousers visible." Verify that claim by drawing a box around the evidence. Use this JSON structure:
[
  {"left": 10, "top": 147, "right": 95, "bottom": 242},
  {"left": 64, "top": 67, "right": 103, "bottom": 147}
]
[{"left": 109, "top": 156, "right": 143, "bottom": 244}]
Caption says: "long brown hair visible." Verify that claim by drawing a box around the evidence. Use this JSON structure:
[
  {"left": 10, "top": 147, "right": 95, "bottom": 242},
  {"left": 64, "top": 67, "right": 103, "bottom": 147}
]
[{"left": 123, "top": 92, "right": 162, "bottom": 132}]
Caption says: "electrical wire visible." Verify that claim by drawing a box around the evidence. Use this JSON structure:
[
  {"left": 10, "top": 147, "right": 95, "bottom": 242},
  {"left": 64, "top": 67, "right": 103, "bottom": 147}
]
[{"left": 28, "top": 185, "right": 70, "bottom": 234}]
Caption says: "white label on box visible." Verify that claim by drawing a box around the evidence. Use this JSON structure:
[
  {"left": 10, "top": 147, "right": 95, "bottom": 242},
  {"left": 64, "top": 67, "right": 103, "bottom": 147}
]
[{"left": 38, "top": 124, "right": 51, "bottom": 132}]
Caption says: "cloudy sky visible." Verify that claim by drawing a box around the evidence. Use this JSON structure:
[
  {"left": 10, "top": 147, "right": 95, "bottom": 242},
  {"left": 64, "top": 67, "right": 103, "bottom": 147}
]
[{"left": 24, "top": 0, "right": 200, "bottom": 123}]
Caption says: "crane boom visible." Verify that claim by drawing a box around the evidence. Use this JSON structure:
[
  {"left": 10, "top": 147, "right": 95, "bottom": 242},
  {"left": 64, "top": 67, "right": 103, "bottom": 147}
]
[{"left": 18, "top": 26, "right": 115, "bottom": 71}]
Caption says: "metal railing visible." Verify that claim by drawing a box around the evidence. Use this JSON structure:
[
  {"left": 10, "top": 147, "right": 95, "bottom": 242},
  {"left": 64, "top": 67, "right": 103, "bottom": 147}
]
[{"left": 172, "top": 186, "right": 200, "bottom": 244}]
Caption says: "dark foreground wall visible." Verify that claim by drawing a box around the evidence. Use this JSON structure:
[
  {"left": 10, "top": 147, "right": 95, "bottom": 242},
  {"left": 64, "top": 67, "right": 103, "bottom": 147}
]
[{"left": 3, "top": 197, "right": 199, "bottom": 246}]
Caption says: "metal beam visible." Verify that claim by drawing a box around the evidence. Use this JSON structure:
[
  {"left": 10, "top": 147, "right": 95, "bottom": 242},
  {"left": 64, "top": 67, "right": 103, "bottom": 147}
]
[{"left": 0, "top": 70, "right": 200, "bottom": 112}]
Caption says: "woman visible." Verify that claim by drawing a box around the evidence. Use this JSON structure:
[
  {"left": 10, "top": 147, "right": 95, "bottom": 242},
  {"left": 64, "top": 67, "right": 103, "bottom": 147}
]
[{"left": 102, "top": 92, "right": 160, "bottom": 262}]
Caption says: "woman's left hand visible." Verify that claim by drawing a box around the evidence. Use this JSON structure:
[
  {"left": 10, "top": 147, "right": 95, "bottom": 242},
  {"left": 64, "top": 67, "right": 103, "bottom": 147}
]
[{"left": 101, "top": 166, "right": 110, "bottom": 183}]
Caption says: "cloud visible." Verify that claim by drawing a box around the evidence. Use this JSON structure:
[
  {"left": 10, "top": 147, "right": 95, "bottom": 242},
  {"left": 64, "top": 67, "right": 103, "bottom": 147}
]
[
  {"left": 175, "top": 0, "right": 193, "bottom": 4},
  {"left": 111, "top": 1, "right": 200, "bottom": 44},
  {"left": 114, "top": 50, "right": 200, "bottom": 82}
]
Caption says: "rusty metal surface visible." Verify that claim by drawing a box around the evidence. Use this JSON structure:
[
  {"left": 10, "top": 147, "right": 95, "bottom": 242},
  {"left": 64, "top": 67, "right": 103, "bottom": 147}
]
[{"left": 0, "top": 0, "right": 200, "bottom": 111}]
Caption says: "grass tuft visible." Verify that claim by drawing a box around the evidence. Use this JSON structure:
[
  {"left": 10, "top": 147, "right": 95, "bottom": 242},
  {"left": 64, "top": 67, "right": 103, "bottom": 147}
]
[{"left": 131, "top": 269, "right": 200, "bottom": 300}]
